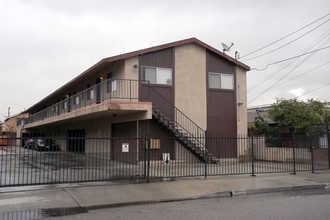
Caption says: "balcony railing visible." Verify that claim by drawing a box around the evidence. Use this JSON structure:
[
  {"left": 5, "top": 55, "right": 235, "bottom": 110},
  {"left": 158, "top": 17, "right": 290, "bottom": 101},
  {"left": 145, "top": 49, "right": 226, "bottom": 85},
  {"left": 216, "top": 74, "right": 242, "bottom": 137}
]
[{"left": 26, "top": 79, "right": 139, "bottom": 125}]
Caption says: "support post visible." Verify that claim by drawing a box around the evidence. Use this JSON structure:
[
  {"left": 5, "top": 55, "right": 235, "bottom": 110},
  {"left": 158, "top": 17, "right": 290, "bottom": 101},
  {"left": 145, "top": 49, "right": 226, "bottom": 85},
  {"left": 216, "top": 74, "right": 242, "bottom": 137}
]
[
  {"left": 147, "top": 133, "right": 151, "bottom": 183},
  {"left": 147, "top": 81, "right": 150, "bottom": 101},
  {"left": 144, "top": 138, "right": 147, "bottom": 179},
  {"left": 130, "top": 80, "right": 132, "bottom": 101}
]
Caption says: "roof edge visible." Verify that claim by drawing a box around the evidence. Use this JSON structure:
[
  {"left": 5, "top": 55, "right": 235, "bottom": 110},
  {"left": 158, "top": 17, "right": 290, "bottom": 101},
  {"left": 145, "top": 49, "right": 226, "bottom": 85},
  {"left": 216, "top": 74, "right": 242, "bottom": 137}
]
[{"left": 25, "top": 37, "right": 250, "bottom": 113}]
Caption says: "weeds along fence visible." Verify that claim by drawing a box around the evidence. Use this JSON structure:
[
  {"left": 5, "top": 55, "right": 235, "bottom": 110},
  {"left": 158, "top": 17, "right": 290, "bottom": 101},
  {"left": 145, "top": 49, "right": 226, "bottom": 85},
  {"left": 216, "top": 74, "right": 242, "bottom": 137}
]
[{"left": 0, "top": 133, "right": 328, "bottom": 187}]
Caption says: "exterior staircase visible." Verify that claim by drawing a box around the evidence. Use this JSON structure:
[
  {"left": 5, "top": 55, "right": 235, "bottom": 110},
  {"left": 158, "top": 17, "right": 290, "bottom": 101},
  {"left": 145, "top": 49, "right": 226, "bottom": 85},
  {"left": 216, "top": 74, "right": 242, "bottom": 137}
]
[{"left": 148, "top": 87, "right": 217, "bottom": 164}]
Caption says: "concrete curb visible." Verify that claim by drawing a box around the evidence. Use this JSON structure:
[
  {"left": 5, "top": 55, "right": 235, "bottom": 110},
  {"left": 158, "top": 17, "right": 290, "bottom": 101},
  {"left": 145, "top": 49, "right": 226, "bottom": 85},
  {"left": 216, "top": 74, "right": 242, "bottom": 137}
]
[
  {"left": 84, "top": 183, "right": 329, "bottom": 211},
  {"left": 197, "top": 184, "right": 329, "bottom": 200}
]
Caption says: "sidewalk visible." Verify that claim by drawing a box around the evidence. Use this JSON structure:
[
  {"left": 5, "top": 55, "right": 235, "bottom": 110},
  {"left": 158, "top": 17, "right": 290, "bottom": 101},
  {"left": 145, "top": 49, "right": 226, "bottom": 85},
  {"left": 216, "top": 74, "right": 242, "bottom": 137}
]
[{"left": 0, "top": 171, "right": 329, "bottom": 215}]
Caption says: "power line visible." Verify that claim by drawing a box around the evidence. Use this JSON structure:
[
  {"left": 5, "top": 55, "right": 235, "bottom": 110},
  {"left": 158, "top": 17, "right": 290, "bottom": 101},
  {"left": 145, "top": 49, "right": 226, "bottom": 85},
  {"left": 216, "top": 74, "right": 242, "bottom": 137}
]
[
  {"left": 250, "top": 45, "right": 330, "bottom": 71},
  {"left": 296, "top": 82, "right": 330, "bottom": 98},
  {"left": 249, "top": 34, "right": 330, "bottom": 100},
  {"left": 273, "top": 61, "right": 330, "bottom": 89},
  {"left": 248, "top": 30, "right": 330, "bottom": 93},
  {"left": 242, "top": 18, "right": 330, "bottom": 62},
  {"left": 240, "top": 13, "right": 330, "bottom": 59},
  {"left": 248, "top": 45, "right": 330, "bottom": 105}
]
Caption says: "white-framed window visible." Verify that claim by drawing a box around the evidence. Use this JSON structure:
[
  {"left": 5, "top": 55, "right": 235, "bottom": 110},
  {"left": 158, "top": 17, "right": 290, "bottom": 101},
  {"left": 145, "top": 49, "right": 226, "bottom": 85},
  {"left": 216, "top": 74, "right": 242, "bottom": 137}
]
[
  {"left": 87, "top": 88, "right": 94, "bottom": 100},
  {"left": 90, "top": 89, "right": 95, "bottom": 99},
  {"left": 107, "top": 73, "right": 116, "bottom": 93},
  {"left": 142, "top": 66, "right": 172, "bottom": 85},
  {"left": 75, "top": 96, "right": 80, "bottom": 105},
  {"left": 209, "top": 72, "right": 234, "bottom": 90},
  {"left": 107, "top": 80, "right": 116, "bottom": 92}
]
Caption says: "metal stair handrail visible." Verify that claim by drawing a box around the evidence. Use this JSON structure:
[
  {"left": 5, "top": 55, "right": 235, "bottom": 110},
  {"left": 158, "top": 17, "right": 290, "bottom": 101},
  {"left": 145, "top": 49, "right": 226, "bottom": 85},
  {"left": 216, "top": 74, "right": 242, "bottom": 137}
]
[{"left": 148, "top": 85, "right": 206, "bottom": 151}]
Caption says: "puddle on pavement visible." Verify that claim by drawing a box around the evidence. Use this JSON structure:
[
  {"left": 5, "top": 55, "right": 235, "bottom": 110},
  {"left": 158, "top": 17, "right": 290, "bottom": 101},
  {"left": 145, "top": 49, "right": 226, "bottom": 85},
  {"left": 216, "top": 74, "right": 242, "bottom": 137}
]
[{"left": 0, "top": 207, "right": 87, "bottom": 220}]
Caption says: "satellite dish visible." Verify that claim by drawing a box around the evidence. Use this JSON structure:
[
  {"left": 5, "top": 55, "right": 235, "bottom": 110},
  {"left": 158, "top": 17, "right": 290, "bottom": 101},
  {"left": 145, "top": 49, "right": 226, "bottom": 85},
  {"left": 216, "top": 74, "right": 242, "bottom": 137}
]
[{"left": 221, "top": 42, "right": 234, "bottom": 53}]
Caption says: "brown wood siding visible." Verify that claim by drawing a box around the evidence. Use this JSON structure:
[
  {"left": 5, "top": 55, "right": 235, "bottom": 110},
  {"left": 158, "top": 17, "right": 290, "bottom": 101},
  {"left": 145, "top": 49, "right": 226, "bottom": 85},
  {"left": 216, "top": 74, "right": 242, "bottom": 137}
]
[
  {"left": 112, "top": 121, "right": 138, "bottom": 164},
  {"left": 139, "top": 120, "right": 175, "bottom": 161},
  {"left": 139, "top": 48, "right": 173, "bottom": 68},
  {"left": 207, "top": 50, "right": 235, "bottom": 74},
  {"left": 207, "top": 90, "right": 236, "bottom": 134},
  {"left": 139, "top": 47, "right": 174, "bottom": 118},
  {"left": 206, "top": 51, "right": 237, "bottom": 158}
]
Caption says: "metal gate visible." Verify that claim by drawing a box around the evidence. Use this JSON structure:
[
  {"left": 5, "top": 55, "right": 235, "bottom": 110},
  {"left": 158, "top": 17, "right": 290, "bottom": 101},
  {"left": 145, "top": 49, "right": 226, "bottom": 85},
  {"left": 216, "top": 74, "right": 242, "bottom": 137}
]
[
  {"left": 1, "top": 132, "right": 329, "bottom": 187},
  {"left": 310, "top": 123, "right": 330, "bottom": 171}
]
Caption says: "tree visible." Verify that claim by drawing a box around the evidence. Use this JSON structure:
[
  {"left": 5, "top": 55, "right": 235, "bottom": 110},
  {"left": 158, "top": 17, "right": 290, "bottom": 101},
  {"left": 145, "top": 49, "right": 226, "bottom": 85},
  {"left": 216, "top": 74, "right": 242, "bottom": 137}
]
[{"left": 253, "top": 99, "right": 330, "bottom": 135}]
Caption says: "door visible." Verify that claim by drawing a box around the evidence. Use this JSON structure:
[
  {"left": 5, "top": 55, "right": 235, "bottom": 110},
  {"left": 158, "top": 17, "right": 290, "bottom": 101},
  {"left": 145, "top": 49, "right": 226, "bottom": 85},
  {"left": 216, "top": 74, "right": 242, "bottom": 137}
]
[
  {"left": 67, "top": 129, "right": 85, "bottom": 152},
  {"left": 310, "top": 123, "right": 330, "bottom": 170},
  {"left": 96, "top": 77, "right": 101, "bottom": 104}
]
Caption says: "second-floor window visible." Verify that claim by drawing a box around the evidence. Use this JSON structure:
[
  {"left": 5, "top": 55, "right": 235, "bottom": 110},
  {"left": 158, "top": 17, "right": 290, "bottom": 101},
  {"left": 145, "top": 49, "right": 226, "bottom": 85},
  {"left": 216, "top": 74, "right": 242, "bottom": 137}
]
[
  {"left": 209, "top": 72, "right": 234, "bottom": 90},
  {"left": 142, "top": 66, "right": 172, "bottom": 85}
]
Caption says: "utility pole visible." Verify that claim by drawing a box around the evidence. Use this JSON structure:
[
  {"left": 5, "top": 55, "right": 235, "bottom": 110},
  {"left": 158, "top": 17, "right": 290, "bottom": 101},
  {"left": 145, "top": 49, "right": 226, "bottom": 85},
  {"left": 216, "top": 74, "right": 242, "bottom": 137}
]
[{"left": 8, "top": 107, "right": 10, "bottom": 118}]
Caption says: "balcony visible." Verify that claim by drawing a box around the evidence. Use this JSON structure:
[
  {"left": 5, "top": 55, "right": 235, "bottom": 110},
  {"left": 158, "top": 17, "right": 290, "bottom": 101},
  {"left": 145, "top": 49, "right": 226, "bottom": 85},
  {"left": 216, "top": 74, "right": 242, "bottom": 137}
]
[{"left": 25, "top": 79, "right": 152, "bottom": 128}]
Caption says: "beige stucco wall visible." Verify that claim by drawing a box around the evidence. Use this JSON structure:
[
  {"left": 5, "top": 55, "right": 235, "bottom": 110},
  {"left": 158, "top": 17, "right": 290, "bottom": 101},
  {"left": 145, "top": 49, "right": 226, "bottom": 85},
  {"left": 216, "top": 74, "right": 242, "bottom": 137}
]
[
  {"left": 236, "top": 66, "right": 247, "bottom": 136},
  {"left": 124, "top": 56, "right": 139, "bottom": 80},
  {"left": 174, "top": 43, "right": 207, "bottom": 131},
  {"left": 175, "top": 142, "right": 200, "bottom": 163}
]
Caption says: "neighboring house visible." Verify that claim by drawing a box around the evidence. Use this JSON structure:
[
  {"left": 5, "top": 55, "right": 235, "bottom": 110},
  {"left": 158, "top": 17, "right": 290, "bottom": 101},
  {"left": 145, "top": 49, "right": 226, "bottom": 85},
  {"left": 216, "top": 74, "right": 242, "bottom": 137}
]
[
  {"left": 1, "top": 113, "right": 28, "bottom": 146},
  {"left": 2, "top": 113, "right": 28, "bottom": 136},
  {"left": 247, "top": 105, "right": 274, "bottom": 125},
  {"left": 248, "top": 102, "right": 330, "bottom": 135},
  {"left": 22, "top": 38, "right": 250, "bottom": 162}
]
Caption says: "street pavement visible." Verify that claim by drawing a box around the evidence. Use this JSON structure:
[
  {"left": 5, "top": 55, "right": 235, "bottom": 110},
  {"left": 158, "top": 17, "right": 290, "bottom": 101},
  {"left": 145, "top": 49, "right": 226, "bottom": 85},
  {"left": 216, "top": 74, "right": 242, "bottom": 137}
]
[{"left": 0, "top": 170, "right": 329, "bottom": 219}]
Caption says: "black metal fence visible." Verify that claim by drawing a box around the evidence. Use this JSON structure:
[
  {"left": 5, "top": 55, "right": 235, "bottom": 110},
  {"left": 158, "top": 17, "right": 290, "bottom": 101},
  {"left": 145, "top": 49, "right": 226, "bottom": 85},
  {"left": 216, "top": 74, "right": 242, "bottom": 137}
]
[{"left": 0, "top": 133, "right": 329, "bottom": 187}]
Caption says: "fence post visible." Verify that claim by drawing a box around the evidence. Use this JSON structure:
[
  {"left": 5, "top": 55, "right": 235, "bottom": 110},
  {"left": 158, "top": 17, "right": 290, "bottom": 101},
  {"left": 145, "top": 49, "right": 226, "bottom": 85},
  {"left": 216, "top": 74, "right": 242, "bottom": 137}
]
[
  {"left": 327, "top": 124, "right": 330, "bottom": 170},
  {"left": 309, "top": 124, "right": 314, "bottom": 173},
  {"left": 290, "top": 127, "right": 296, "bottom": 175},
  {"left": 251, "top": 133, "right": 256, "bottom": 177},
  {"left": 204, "top": 130, "right": 208, "bottom": 179},
  {"left": 147, "top": 133, "right": 151, "bottom": 183}
]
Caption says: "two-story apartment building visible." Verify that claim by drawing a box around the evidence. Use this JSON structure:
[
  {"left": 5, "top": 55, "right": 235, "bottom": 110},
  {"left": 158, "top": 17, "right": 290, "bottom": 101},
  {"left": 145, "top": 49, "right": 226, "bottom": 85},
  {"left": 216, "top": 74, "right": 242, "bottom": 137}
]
[{"left": 22, "top": 38, "right": 250, "bottom": 163}]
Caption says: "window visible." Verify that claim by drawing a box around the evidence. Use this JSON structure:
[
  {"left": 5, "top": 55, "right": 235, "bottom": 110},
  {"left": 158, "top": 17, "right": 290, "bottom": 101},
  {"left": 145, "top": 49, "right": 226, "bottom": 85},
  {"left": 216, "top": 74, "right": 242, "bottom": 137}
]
[
  {"left": 209, "top": 72, "right": 234, "bottom": 90},
  {"left": 90, "top": 89, "right": 94, "bottom": 99},
  {"left": 142, "top": 67, "right": 172, "bottom": 85},
  {"left": 87, "top": 84, "right": 94, "bottom": 100},
  {"left": 75, "top": 96, "right": 79, "bottom": 105},
  {"left": 107, "top": 73, "right": 117, "bottom": 93}
]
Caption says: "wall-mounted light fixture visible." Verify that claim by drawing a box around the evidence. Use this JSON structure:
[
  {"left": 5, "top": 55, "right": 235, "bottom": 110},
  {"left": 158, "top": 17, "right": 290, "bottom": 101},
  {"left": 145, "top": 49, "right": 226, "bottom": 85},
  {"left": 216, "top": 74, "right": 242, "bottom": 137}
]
[
  {"left": 133, "top": 64, "right": 139, "bottom": 70},
  {"left": 99, "top": 76, "right": 104, "bottom": 81},
  {"left": 65, "top": 94, "right": 69, "bottom": 98}
]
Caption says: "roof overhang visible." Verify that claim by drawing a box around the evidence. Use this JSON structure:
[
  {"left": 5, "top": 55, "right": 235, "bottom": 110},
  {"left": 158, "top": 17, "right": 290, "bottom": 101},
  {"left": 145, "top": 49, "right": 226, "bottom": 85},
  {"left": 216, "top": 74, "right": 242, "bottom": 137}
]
[{"left": 25, "top": 37, "right": 250, "bottom": 113}]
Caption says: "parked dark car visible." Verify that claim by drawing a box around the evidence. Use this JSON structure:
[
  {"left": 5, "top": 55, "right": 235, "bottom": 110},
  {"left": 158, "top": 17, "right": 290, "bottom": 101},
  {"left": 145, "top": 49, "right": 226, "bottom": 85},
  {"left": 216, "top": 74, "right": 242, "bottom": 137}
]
[
  {"left": 24, "top": 139, "right": 36, "bottom": 149},
  {"left": 48, "top": 139, "right": 60, "bottom": 151},
  {"left": 34, "top": 139, "right": 51, "bottom": 151}
]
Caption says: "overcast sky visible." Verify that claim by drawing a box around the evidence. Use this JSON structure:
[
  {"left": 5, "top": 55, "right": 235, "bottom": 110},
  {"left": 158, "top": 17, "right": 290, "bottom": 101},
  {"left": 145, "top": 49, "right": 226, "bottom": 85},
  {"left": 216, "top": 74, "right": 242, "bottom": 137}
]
[{"left": 0, "top": 0, "right": 329, "bottom": 122}]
